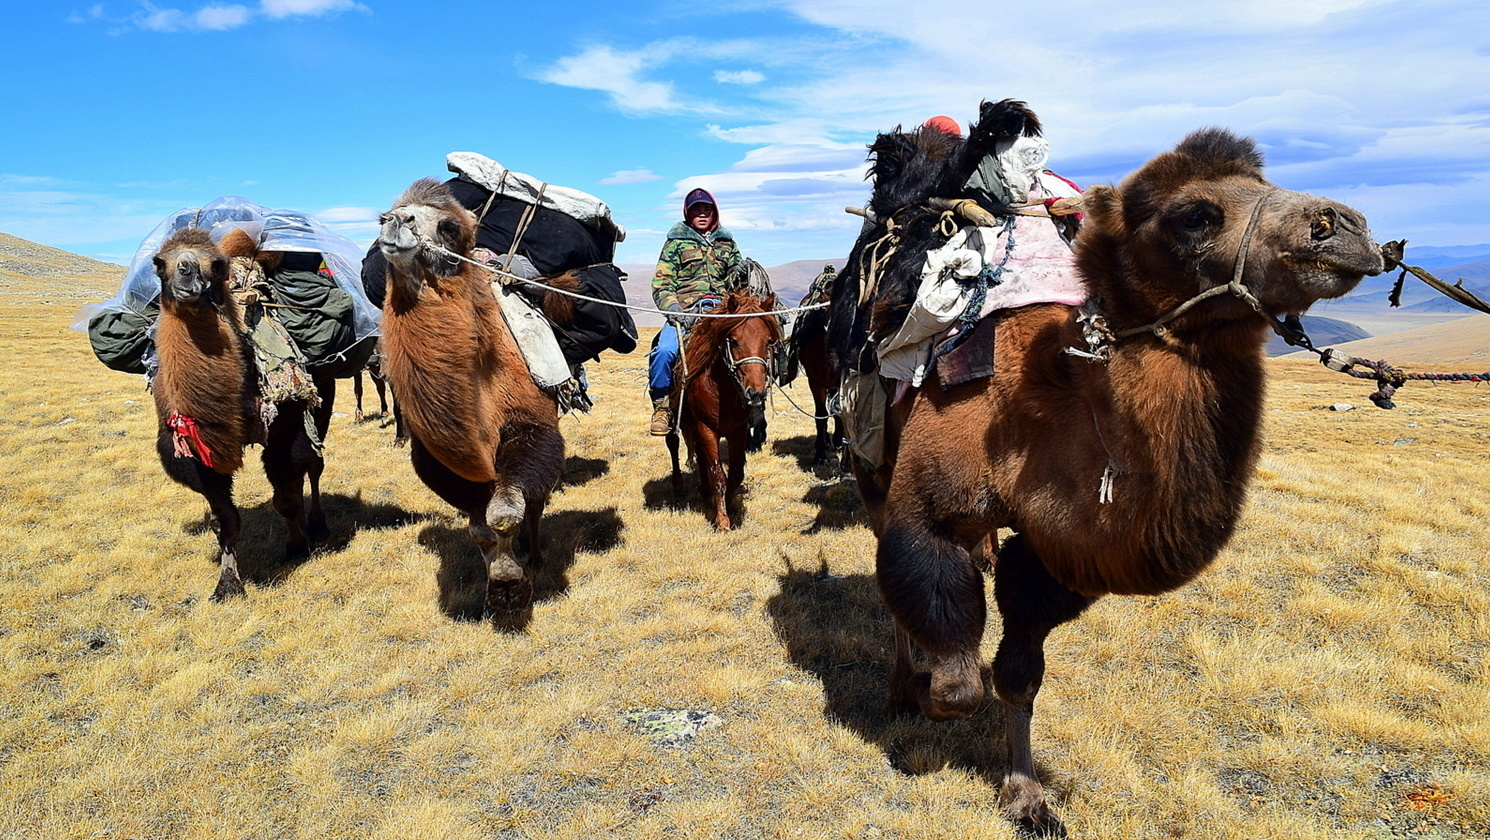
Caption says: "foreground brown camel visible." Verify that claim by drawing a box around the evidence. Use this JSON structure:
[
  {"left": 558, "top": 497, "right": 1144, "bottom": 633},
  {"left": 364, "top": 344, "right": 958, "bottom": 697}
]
[
  {"left": 376, "top": 178, "right": 564, "bottom": 620},
  {"left": 150, "top": 227, "right": 334, "bottom": 600},
  {"left": 834, "top": 126, "right": 1383, "bottom": 828}
]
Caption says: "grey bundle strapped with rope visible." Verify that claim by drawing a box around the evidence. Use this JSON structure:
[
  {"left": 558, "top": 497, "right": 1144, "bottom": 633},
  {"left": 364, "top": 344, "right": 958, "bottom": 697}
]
[{"left": 416, "top": 236, "right": 830, "bottom": 320}]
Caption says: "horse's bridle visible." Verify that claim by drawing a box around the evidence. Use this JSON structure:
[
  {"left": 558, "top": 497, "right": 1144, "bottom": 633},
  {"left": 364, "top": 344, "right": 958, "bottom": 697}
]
[{"left": 723, "top": 337, "right": 775, "bottom": 405}]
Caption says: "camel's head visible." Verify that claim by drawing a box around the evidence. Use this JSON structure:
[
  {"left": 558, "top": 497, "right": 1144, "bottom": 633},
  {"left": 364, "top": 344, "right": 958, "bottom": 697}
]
[
  {"left": 377, "top": 178, "right": 477, "bottom": 296},
  {"left": 1078, "top": 128, "right": 1383, "bottom": 325},
  {"left": 153, "top": 227, "right": 228, "bottom": 309}
]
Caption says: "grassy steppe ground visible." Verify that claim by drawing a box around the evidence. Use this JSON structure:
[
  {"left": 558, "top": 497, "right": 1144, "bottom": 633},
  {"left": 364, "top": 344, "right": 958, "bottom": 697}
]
[{"left": 1, "top": 262, "right": 1487, "bottom": 839}]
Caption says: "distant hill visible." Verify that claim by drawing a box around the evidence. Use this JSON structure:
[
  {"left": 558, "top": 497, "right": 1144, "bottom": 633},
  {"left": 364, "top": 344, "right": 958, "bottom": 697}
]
[
  {"left": 1264, "top": 315, "right": 1369, "bottom": 356},
  {"left": 1282, "top": 313, "right": 1490, "bottom": 366},
  {"left": 0, "top": 232, "right": 124, "bottom": 300},
  {"left": 616, "top": 258, "right": 847, "bottom": 327}
]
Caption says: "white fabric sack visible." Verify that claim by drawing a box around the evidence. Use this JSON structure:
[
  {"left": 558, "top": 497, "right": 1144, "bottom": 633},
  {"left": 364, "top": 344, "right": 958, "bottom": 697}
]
[
  {"left": 447, "top": 152, "right": 626, "bottom": 243},
  {"left": 494, "top": 283, "right": 573, "bottom": 390}
]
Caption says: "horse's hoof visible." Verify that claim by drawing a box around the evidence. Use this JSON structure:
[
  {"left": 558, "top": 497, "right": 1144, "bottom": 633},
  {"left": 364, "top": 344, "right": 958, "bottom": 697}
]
[
  {"left": 305, "top": 517, "right": 330, "bottom": 544},
  {"left": 712, "top": 518, "right": 733, "bottom": 532},
  {"left": 211, "top": 577, "right": 246, "bottom": 601}
]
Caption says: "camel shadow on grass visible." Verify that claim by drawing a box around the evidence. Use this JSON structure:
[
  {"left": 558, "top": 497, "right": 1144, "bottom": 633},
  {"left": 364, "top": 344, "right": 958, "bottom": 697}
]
[
  {"left": 764, "top": 559, "right": 1071, "bottom": 829},
  {"left": 425, "top": 506, "right": 624, "bottom": 630},
  {"left": 182, "top": 491, "right": 423, "bottom": 591}
]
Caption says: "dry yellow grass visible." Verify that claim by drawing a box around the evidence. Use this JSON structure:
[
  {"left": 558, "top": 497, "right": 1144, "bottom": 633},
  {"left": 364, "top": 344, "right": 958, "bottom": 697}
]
[{"left": 1, "top": 244, "right": 1487, "bottom": 839}]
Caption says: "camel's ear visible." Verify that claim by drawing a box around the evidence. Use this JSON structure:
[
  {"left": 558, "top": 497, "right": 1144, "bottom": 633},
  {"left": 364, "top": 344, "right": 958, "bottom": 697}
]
[{"left": 1079, "top": 184, "right": 1124, "bottom": 235}]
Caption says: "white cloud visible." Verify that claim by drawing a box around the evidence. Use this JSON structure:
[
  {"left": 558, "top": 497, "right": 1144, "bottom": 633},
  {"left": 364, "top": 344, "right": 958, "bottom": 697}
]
[
  {"left": 260, "top": 0, "right": 364, "bottom": 17},
  {"left": 107, "top": 0, "right": 364, "bottom": 33},
  {"left": 600, "top": 169, "right": 664, "bottom": 186},
  {"left": 311, "top": 205, "right": 380, "bottom": 248},
  {"left": 537, "top": 44, "right": 702, "bottom": 115},
  {"left": 715, "top": 69, "right": 765, "bottom": 85}
]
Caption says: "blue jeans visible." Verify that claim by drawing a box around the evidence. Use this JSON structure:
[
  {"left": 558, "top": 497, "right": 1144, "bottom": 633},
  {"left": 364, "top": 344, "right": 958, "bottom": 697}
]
[{"left": 648, "top": 322, "right": 683, "bottom": 399}]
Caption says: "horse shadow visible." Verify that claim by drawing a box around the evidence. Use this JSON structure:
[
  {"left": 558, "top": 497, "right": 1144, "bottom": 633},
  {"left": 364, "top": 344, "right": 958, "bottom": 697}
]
[
  {"left": 770, "top": 434, "right": 821, "bottom": 472},
  {"left": 425, "top": 505, "right": 624, "bottom": 630},
  {"left": 764, "top": 558, "right": 1070, "bottom": 817},
  {"left": 184, "top": 491, "right": 423, "bottom": 589},
  {"left": 640, "top": 453, "right": 755, "bottom": 529}
]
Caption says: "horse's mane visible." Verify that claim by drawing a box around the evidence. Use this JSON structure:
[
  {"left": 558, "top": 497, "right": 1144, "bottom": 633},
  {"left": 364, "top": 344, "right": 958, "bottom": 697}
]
[
  {"left": 827, "top": 99, "right": 1044, "bottom": 376},
  {"left": 681, "top": 290, "right": 782, "bottom": 387}
]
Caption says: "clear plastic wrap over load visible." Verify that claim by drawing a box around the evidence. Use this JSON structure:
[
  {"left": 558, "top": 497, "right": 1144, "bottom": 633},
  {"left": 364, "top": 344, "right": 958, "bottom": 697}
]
[{"left": 70, "top": 196, "right": 380, "bottom": 341}]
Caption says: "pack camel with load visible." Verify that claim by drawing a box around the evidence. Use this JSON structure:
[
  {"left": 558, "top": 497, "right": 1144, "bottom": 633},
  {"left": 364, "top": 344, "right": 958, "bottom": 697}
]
[
  {"left": 73, "top": 199, "right": 382, "bottom": 599},
  {"left": 360, "top": 153, "right": 639, "bottom": 413},
  {"left": 825, "top": 100, "right": 1384, "bottom": 830}
]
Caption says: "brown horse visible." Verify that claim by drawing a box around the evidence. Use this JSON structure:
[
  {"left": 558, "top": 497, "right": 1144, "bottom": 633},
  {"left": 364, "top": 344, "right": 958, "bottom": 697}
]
[
  {"left": 376, "top": 178, "right": 564, "bottom": 621},
  {"left": 666, "top": 291, "right": 782, "bottom": 530},
  {"left": 789, "top": 299, "right": 842, "bottom": 466},
  {"left": 831, "top": 117, "right": 1383, "bottom": 829},
  {"left": 150, "top": 227, "right": 334, "bottom": 601}
]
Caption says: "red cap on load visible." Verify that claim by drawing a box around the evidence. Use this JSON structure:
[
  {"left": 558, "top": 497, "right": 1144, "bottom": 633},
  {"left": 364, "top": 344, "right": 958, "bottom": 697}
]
[{"left": 922, "top": 115, "right": 962, "bottom": 136}]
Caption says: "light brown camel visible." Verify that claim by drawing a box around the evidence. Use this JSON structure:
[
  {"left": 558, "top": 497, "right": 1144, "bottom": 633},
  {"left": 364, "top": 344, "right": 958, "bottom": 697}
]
[
  {"left": 375, "top": 178, "right": 564, "bottom": 621},
  {"left": 150, "top": 227, "right": 333, "bottom": 601},
  {"left": 832, "top": 124, "right": 1383, "bottom": 829}
]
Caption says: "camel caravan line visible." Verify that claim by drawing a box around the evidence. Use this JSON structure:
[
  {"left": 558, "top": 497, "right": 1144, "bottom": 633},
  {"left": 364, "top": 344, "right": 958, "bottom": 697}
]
[{"left": 78, "top": 108, "right": 1472, "bottom": 831}]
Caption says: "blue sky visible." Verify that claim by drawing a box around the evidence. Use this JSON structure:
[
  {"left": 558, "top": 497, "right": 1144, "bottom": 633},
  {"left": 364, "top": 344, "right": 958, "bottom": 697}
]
[{"left": 3, "top": 0, "right": 1487, "bottom": 269}]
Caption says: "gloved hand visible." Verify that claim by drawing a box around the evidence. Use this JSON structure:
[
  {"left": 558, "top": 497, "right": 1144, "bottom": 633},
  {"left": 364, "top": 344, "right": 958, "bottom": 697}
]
[{"left": 664, "top": 303, "right": 695, "bottom": 329}]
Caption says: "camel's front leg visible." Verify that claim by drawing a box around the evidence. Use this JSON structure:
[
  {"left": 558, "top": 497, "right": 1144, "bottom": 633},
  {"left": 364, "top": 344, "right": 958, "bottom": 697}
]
[
  {"left": 692, "top": 423, "right": 730, "bottom": 530},
  {"left": 991, "top": 534, "right": 1097, "bottom": 831},
  {"left": 471, "top": 483, "right": 531, "bottom": 617}
]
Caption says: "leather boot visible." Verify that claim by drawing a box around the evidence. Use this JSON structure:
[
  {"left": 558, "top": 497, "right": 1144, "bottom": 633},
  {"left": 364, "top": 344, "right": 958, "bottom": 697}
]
[{"left": 649, "top": 397, "right": 673, "bottom": 436}]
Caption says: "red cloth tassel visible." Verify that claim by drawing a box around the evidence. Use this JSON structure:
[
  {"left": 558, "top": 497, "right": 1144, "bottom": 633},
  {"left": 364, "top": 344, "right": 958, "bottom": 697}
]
[{"left": 167, "top": 413, "right": 215, "bottom": 467}]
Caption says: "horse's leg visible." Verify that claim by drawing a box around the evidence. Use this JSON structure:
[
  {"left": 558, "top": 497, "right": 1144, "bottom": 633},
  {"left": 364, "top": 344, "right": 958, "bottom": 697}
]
[
  {"left": 353, "top": 371, "right": 366, "bottom": 422},
  {"left": 391, "top": 399, "right": 408, "bottom": 447},
  {"left": 692, "top": 422, "right": 730, "bottom": 530},
  {"left": 811, "top": 378, "right": 830, "bottom": 464},
  {"left": 159, "top": 430, "right": 243, "bottom": 599},
  {"left": 725, "top": 422, "right": 747, "bottom": 508},
  {"left": 991, "top": 533, "right": 1098, "bottom": 829},
  {"left": 374, "top": 376, "right": 389, "bottom": 417},
  {"left": 666, "top": 429, "right": 684, "bottom": 497}
]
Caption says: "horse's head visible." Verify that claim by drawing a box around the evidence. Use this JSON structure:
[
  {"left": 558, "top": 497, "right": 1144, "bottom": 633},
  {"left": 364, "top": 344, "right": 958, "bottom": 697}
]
[
  {"left": 153, "top": 227, "right": 228, "bottom": 310},
  {"left": 378, "top": 178, "right": 477, "bottom": 298},
  {"left": 685, "top": 291, "right": 783, "bottom": 411}
]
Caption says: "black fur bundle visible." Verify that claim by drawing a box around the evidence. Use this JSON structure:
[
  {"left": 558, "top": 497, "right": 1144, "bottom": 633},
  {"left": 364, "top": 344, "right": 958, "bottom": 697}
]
[{"left": 828, "top": 100, "right": 1044, "bottom": 376}]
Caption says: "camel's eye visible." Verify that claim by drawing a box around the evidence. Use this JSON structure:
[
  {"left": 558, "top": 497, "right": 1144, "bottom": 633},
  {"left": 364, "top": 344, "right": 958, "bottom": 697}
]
[{"left": 1170, "top": 201, "right": 1221, "bottom": 235}]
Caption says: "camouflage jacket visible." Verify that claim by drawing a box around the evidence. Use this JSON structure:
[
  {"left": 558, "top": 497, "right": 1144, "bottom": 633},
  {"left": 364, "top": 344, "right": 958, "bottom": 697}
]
[{"left": 651, "top": 222, "right": 742, "bottom": 313}]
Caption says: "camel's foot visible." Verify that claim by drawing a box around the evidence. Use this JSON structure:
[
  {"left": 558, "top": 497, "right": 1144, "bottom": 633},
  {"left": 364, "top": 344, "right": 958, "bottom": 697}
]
[
  {"left": 485, "top": 575, "right": 533, "bottom": 616},
  {"left": 211, "top": 574, "right": 246, "bottom": 602},
  {"left": 1000, "top": 773, "right": 1061, "bottom": 836},
  {"left": 919, "top": 654, "right": 983, "bottom": 721}
]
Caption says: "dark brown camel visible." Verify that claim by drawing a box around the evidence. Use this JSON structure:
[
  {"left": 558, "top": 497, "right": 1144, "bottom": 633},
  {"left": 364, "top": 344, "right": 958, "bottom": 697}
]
[
  {"left": 376, "top": 178, "right": 564, "bottom": 620},
  {"left": 150, "top": 227, "right": 334, "bottom": 601},
  {"left": 833, "top": 124, "right": 1383, "bottom": 828},
  {"left": 666, "top": 291, "right": 782, "bottom": 530}
]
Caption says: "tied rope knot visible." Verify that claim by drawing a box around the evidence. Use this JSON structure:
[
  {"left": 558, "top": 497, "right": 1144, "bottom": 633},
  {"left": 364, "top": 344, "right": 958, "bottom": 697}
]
[{"left": 167, "top": 412, "right": 214, "bottom": 467}]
